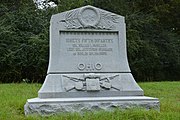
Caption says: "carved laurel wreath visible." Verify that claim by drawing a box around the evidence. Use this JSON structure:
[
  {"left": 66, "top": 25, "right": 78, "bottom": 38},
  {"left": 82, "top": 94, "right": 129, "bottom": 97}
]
[{"left": 63, "top": 8, "right": 119, "bottom": 30}]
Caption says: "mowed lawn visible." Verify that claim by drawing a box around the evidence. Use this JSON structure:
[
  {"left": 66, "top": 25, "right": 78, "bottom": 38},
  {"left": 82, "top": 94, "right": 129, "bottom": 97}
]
[{"left": 0, "top": 81, "right": 179, "bottom": 120}]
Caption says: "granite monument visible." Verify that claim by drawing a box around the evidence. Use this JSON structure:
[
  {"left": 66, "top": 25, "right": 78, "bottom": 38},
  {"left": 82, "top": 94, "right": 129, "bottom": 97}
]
[{"left": 24, "top": 5, "right": 160, "bottom": 115}]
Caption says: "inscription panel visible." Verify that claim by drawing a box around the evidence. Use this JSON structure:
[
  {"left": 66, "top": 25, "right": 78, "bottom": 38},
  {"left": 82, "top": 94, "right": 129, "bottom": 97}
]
[{"left": 58, "top": 31, "right": 121, "bottom": 72}]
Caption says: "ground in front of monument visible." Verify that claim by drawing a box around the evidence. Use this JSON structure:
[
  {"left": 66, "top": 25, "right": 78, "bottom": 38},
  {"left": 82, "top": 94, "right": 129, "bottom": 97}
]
[
  {"left": 1, "top": 82, "right": 180, "bottom": 119},
  {"left": 24, "top": 5, "right": 160, "bottom": 116}
]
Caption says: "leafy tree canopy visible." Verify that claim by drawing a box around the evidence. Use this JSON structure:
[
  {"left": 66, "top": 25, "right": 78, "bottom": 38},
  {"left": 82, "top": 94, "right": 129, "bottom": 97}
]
[{"left": 0, "top": 0, "right": 179, "bottom": 83}]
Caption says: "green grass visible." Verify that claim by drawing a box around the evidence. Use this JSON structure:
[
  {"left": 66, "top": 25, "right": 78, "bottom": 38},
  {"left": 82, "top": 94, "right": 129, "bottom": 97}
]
[{"left": 0, "top": 82, "right": 179, "bottom": 120}]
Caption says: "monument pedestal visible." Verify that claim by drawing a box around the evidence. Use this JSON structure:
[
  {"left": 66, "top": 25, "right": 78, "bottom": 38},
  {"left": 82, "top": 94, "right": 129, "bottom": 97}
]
[
  {"left": 38, "top": 73, "right": 144, "bottom": 98},
  {"left": 24, "top": 5, "right": 160, "bottom": 115},
  {"left": 25, "top": 96, "right": 159, "bottom": 116}
]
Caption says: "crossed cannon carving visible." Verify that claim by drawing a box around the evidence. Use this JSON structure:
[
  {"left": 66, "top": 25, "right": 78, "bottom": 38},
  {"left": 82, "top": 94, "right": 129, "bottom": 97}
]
[{"left": 63, "top": 74, "right": 120, "bottom": 92}]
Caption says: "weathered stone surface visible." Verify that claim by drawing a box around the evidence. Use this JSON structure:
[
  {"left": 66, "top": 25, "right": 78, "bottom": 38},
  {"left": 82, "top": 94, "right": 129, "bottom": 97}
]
[
  {"left": 24, "top": 97, "right": 160, "bottom": 116},
  {"left": 24, "top": 5, "right": 160, "bottom": 115},
  {"left": 38, "top": 73, "right": 143, "bottom": 98},
  {"left": 37, "top": 5, "right": 144, "bottom": 98},
  {"left": 46, "top": 5, "right": 130, "bottom": 74}
]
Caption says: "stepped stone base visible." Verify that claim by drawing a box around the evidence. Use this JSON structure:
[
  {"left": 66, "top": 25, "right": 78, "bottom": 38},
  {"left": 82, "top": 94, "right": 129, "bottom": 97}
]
[{"left": 24, "top": 96, "right": 160, "bottom": 116}]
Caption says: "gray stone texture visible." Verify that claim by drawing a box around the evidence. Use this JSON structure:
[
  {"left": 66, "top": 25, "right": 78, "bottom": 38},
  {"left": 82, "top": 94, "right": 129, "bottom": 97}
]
[
  {"left": 38, "top": 73, "right": 143, "bottom": 98},
  {"left": 24, "top": 97, "right": 159, "bottom": 116},
  {"left": 24, "top": 5, "right": 160, "bottom": 115},
  {"left": 38, "top": 5, "right": 143, "bottom": 98}
]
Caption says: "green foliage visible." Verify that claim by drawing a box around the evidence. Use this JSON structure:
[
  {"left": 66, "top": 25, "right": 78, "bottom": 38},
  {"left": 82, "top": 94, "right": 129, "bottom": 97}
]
[
  {"left": 0, "top": 0, "right": 51, "bottom": 82},
  {"left": 93, "top": 0, "right": 180, "bottom": 81},
  {"left": 0, "top": 0, "right": 179, "bottom": 82},
  {"left": 0, "top": 82, "right": 180, "bottom": 119}
]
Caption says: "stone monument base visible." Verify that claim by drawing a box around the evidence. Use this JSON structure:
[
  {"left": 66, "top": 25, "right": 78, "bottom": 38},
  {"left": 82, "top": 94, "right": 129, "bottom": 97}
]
[{"left": 24, "top": 96, "right": 160, "bottom": 116}]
